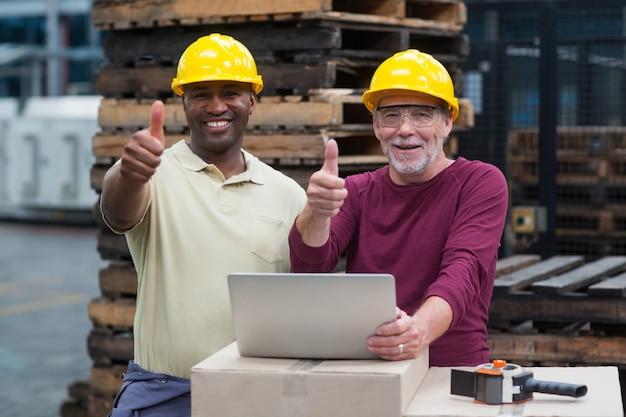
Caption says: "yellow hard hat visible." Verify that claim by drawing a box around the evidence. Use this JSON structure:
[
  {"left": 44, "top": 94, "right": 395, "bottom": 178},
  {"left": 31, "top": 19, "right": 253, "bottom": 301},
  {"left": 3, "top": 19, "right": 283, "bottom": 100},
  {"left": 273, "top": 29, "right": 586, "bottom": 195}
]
[
  {"left": 171, "top": 33, "right": 263, "bottom": 96},
  {"left": 362, "top": 49, "right": 459, "bottom": 121}
]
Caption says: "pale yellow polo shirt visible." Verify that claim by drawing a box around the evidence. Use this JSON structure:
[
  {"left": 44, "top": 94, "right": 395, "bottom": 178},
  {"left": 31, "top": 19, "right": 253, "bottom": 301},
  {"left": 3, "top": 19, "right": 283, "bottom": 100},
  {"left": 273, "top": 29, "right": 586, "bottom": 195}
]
[{"left": 107, "top": 140, "right": 307, "bottom": 379}]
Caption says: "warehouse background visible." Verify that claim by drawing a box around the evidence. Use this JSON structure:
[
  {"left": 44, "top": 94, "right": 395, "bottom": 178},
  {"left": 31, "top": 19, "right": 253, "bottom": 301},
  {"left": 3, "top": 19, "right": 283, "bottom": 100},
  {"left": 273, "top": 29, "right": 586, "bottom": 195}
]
[
  {"left": 460, "top": 0, "right": 626, "bottom": 260},
  {"left": 1, "top": 1, "right": 625, "bottom": 416},
  {"left": 0, "top": 0, "right": 103, "bottom": 223},
  {"left": 2, "top": 0, "right": 626, "bottom": 261}
]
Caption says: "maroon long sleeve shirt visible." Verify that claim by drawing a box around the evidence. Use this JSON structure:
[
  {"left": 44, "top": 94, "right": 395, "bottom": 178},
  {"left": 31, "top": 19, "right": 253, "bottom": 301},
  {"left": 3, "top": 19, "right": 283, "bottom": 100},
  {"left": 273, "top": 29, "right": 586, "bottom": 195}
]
[{"left": 289, "top": 157, "right": 509, "bottom": 366}]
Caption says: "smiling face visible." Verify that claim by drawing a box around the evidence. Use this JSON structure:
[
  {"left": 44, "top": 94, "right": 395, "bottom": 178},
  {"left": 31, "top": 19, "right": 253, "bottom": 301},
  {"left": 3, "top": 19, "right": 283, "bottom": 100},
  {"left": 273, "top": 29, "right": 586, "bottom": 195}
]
[
  {"left": 373, "top": 93, "right": 453, "bottom": 185},
  {"left": 182, "top": 80, "right": 256, "bottom": 164}
]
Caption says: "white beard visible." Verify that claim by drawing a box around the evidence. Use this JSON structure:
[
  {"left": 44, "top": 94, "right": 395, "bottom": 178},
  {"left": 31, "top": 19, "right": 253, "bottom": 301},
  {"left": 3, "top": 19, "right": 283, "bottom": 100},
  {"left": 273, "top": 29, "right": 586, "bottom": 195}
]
[{"left": 382, "top": 134, "right": 445, "bottom": 176}]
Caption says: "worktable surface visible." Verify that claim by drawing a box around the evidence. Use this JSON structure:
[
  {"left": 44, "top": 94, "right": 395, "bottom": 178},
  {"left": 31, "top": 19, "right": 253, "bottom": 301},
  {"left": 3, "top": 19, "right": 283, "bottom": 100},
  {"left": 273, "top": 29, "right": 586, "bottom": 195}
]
[{"left": 405, "top": 366, "right": 623, "bottom": 417}]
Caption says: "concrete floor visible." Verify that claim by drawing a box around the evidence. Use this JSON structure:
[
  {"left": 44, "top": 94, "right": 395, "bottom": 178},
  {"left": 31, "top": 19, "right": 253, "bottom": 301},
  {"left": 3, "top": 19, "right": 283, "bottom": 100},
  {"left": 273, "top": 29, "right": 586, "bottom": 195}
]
[{"left": 0, "top": 221, "right": 105, "bottom": 417}]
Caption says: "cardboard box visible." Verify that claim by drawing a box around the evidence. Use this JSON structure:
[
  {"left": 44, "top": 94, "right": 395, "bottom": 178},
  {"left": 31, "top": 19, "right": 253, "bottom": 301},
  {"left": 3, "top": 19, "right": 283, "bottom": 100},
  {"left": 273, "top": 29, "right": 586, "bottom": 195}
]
[
  {"left": 405, "top": 365, "right": 624, "bottom": 417},
  {"left": 191, "top": 342, "right": 429, "bottom": 417}
]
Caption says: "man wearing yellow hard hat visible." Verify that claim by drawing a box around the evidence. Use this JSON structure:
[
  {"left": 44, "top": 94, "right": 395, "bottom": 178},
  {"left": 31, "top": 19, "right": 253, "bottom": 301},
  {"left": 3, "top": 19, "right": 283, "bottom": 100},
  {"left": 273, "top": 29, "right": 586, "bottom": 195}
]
[
  {"left": 101, "top": 34, "right": 306, "bottom": 416},
  {"left": 289, "top": 50, "right": 508, "bottom": 367}
]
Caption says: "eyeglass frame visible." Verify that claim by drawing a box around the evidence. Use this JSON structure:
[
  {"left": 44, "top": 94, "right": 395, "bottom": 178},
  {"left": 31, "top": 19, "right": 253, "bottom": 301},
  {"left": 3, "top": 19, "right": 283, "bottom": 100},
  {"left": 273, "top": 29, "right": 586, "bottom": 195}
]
[{"left": 374, "top": 104, "right": 444, "bottom": 129}]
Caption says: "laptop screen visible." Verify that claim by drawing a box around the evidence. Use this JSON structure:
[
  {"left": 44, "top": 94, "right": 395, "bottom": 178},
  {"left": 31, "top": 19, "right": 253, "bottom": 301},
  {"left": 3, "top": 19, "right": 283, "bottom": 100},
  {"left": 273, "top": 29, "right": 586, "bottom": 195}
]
[{"left": 228, "top": 272, "right": 397, "bottom": 360}]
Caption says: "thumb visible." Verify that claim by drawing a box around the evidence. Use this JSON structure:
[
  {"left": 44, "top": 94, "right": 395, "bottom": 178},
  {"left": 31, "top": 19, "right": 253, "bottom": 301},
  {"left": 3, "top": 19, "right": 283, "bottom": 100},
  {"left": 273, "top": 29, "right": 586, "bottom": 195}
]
[
  {"left": 321, "top": 139, "right": 339, "bottom": 177},
  {"left": 149, "top": 100, "right": 165, "bottom": 145}
]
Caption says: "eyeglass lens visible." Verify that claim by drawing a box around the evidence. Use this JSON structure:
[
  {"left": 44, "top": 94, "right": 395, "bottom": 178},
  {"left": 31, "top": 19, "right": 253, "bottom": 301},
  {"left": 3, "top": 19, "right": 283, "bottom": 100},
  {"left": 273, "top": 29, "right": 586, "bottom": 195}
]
[{"left": 376, "top": 105, "right": 440, "bottom": 128}]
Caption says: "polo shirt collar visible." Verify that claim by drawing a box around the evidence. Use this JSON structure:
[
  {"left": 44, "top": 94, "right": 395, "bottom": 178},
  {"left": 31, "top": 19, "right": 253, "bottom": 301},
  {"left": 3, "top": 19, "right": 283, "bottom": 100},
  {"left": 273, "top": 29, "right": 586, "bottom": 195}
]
[{"left": 171, "top": 140, "right": 264, "bottom": 184}]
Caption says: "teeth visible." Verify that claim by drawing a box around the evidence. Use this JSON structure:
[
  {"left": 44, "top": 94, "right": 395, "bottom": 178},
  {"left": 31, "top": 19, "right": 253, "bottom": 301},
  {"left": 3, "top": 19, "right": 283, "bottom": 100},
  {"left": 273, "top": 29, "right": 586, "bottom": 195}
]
[
  {"left": 206, "top": 120, "right": 229, "bottom": 128},
  {"left": 396, "top": 142, "right": 421, "bottom": 149}
]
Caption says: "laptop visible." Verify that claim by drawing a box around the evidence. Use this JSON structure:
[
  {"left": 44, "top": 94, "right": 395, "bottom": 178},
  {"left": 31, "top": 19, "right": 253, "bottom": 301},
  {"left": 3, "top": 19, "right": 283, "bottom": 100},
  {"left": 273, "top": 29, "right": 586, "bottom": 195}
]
[{"left": 227, "top": 272, "right": 397, "bottom": 360}]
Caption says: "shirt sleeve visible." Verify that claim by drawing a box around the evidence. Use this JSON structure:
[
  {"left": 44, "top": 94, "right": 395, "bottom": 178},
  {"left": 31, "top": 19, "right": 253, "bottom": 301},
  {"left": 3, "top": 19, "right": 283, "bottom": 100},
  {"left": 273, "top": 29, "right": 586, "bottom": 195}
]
[
  {"left": 424, "top": 163, "right": 509, "bottom": 328},
  {"left": 288, "top": 218, "right": 338, "bottom": 272},
  {"left": 288, "top": 175, "right": 362, "bottom": 272}
]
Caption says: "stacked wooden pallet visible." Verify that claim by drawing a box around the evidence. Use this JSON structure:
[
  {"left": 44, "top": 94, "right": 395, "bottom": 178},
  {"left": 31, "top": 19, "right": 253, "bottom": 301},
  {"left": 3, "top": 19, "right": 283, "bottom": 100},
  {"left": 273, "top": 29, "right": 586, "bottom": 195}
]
[
  {"left": 91, "top": 0, "right": 468, "bottom": 31},
  {"left": 489, "top": 254, "right": 626, "bottom": 409},
  {"left": 508, "top": 126, "right": 626, "bottom": 257},
  {"left": 90, "top": 2, "right": 474, "bottom": 188},
  {"left": 61, "top": 1, "right": 472, "bottom": 417}
]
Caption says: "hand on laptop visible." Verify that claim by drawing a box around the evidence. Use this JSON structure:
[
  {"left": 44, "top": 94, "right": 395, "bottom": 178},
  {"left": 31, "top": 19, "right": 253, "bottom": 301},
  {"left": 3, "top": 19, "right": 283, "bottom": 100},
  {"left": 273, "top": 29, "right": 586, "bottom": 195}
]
[
  {"left": 367, "top": 307, "right": 424, "bottom": 361},
  {"left": 368, "top": 296, "right": 454, "bottom": 361}
]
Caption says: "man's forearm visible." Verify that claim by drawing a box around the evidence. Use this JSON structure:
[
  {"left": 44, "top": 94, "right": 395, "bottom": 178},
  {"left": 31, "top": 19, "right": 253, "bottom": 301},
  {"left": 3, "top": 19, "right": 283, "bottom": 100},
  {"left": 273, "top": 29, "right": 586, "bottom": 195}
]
[
  {"left": 412, "top": 296, "right": 453, "bottom": 348},
  {"left": 295, "top": 205, "right": 332, "bottom": 247},
  {"left": 101, "top": 165, "right": 151, "bottom": 231}
]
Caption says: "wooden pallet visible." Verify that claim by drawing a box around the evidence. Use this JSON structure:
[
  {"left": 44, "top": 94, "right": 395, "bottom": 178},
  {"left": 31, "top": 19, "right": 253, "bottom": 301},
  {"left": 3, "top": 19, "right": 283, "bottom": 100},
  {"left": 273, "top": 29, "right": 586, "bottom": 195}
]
[
  {"left": 96, "top": 94, "right": 472, "bottom": 131},
  {"left": 93, "top": 132, "right": 384, "bottom": 164},
  {"left": 89, "top": 364, "right": 126, "bottom": 417},
  {"left": 552, "top": 232, "right": 626, "bottom": 258},
  {"left": 509, "top": 153, "right": 615, "bottom": 184},
  {"left": 88, "top": 327, "right": 134, "bottom": 366},
  {"left": 94, "top": 94, "right": 471, "bottom": 142},
  {"left": 96, "top": 94, "right": 369, "bottom": 133},
  {"left": 86, "top": 263, "right": 136, "bottom": 417},
  {"left": 60, "top": 381, "right": 89, "bottom": 417},
  {"left": 89, "top": 92, "right": 469, "bottom": 192},
  {"left": 89, "top": 135, "right": 460, "bottom": 194},
  {"left": 89, "top": 297, "right": 136, "bottom": 329},
  {"left": 96, "top": 61, "right": 465, "bottom": 99},
  {"left": 95, "top": 21, "right": 467, "bottom": 98},
  {"left": 491, "top": 255, "right": 626, "bottom": 330},
  {"left": 487, "top": 332, "right": 626, "bottom": 366},
  {"left": 509, "top": 126, "right": 626, "bottom": 156},
  {"left": 511, "top": 182, "right": 626, "bottom": 207},
  {"left": 96, "top": 61, "right": 347, "bottom": 98},
  {"left": 508, "top": 126, "right": 626, "bottom": 257},
  {"left": 99, "top": 20, "right": 468, "bottom": 64},
  {"left": 556, "top": 207, "right": 626, "bottom": 234},
  {"left": 490, "top": 255, "right": 626, "bottom": 372},
  {"left": 91, "top": 0, "right": 467, "bottom": 31},
  {"left": 96, "top": 227, "right": 131, "bottom": 261}
]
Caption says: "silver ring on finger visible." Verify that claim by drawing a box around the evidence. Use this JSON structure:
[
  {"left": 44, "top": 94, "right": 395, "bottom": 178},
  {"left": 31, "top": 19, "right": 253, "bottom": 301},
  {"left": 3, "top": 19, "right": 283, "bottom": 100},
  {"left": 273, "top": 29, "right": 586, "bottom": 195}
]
[{"left": 398, "top": 343, "right": 404, "bottom": 354}]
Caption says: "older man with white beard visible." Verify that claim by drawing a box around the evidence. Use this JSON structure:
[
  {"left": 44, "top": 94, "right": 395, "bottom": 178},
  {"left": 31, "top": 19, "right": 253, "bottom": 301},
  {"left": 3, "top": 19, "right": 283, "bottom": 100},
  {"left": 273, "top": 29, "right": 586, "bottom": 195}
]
[{"left": 289, "top": 49, "right": 509, "bottom": 368}]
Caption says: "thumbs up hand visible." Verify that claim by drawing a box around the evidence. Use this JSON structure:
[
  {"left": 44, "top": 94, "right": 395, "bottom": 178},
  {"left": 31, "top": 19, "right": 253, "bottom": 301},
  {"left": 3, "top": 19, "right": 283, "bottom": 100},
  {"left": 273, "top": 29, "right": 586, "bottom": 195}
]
[
  {"left": 119, "top": 100, "right": 166, "bottom": 184},
  {"left": 306, "top": 139, "right": 348, "bottom": 218},
  {"left": 295, "top": 139, "right": 348, "bottom": 247},
  {"left": 148, "top": 99, "right": 166, "bottom": 146},
  {"left": 320, "top": 137, "right": 340, "bottom": 177}
]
